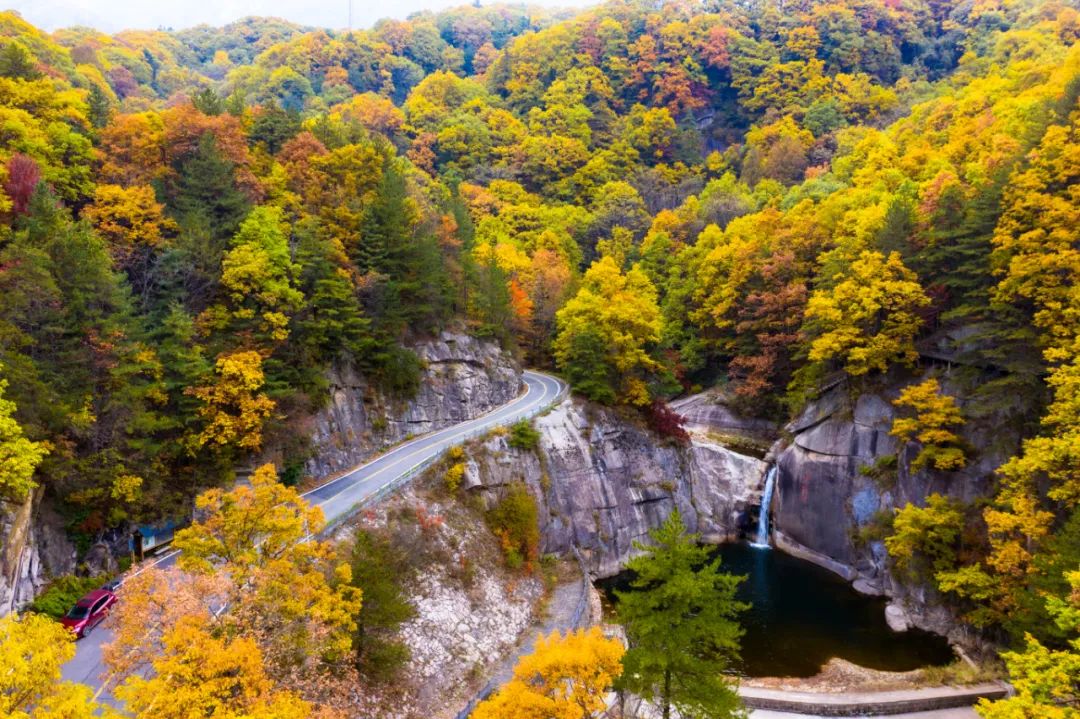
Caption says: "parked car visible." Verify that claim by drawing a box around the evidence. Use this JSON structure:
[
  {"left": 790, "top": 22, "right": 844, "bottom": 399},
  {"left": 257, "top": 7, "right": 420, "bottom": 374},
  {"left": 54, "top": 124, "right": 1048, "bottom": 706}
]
[{"left": 60, "top": 589, "right": 116, "bottom": 638}]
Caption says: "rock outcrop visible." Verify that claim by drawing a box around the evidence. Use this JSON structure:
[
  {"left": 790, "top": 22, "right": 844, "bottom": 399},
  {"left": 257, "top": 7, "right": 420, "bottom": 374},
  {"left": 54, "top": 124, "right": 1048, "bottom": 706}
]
[
  {"left": 0, "top": 490, "right": 75, "bottom": 616},
  {"left": 671, "top": 388, "right": 780, "bottom": 444},
  {"left": 335, "top": 484, "right": 546, "bottom": 719},
  {"left": 304, "top": 331, "right": 521, "bottom": 478},
  {"left": 771, "top": 378, "right": 1013, "bottom": 649},
  {"left": 463, "top": 398, "right": 767, "bottom": 578}
]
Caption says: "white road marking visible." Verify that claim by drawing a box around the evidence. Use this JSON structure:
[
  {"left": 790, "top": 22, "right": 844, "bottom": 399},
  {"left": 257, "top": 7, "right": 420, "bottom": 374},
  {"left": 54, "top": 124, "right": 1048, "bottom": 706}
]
[{"left": 61, "top": 370, "right": 566, "bottom": 698}]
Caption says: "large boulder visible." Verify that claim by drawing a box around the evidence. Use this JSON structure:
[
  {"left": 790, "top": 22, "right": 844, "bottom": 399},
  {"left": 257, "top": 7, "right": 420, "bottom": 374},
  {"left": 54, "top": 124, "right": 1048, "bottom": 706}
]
[{"left": 671, "top": 389, "right": 780, "bottom": 442}]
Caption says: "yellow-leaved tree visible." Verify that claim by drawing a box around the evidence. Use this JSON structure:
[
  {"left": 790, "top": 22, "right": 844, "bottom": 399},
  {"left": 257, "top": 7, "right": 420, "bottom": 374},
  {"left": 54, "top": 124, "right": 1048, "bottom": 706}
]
[
  {"left": 82, "top": 184, "right": 176, "bottom": 269},
  {"left": 115, "top": 615, "right": 311, "bottom": 719},
  {"left": 0, "top": 374, "right": 48, "bottom": 501},
  {"left": 173, "top": 464, "right": 362, "bottom": 707},
  {"left": 218, "top": 206, "right": 304, "bottom": 344},
  {"left": 106, "top": 466, "right": 360, "bottom": 714},
  {"left": 553, "top": 256, "right": 662, "bottom": 406},
  {"left": 935, "top": 94, "right": 1080, "bottom": 639},
  {"left": 977, "top": 570, "right": 1080, "bottom": 719},
  {"left": 471, "top": 627, "right": 624, "bottom": 719},
  {"left": 991, "top": 112, "right": 1080, "bottom": 346},
  {"left": 187, "top": 350, "right": 276, "bottom": 453},
  {"left": 890, "top": 378, "right": 967, "bottom": 472},
  {"left": 803, "top": 250, "right": 929, "bottom": 377},
  {"left": 102, "top": 565, "right": 229, "bottom": 682},
  {"left": 0, "top": 612, "right": 101, "bottom": 719}
]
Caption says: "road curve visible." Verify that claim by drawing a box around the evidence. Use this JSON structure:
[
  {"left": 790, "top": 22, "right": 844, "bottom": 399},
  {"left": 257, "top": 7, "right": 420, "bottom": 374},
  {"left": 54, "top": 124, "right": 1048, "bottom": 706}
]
[{"left": 61, "top": 369, "right": 567, "bottom": 699}]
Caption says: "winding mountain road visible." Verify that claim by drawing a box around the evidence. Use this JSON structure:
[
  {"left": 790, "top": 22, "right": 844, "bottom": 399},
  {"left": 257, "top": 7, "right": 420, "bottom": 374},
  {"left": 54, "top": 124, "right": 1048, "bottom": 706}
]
[{"left": 61, "top": 369, "right": 567, "bottom": 700}]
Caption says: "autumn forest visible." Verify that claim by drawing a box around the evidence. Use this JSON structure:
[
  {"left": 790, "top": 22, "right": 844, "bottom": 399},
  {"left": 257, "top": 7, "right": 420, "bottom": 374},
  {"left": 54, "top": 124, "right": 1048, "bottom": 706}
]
[{"left": 1, "top": 0, "right": 1079, "bottom": 717}]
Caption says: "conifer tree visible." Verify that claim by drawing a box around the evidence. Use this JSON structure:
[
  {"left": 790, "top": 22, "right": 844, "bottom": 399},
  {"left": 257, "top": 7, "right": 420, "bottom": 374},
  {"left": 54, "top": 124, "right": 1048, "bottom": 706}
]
[
  {"left": 249, "top": 100, "right": 301, "bottom": 153},
  {"left": 293, "top": 223, "right": 374, "bottom": 366},
  {"left": 172, "top": 134, "right": 251, "bottom": 243},
  {"left": 615, "top": 510, "right": 748, "bottom": 719}
]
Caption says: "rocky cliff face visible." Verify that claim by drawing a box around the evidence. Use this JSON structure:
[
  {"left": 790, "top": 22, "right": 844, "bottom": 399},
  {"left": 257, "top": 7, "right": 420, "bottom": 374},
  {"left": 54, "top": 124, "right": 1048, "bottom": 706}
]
[
  {"left": 304, "top": 331, "right": 521, "bottom": 479},
  {"left": 0, "top": 490, "right": 75, "bottom": 616},
  {"left": 463, "top": 398, "right": 767, "bottom": 578},
  {"left": 771, "top": 378, "right": 1011, "bottom": 649}
]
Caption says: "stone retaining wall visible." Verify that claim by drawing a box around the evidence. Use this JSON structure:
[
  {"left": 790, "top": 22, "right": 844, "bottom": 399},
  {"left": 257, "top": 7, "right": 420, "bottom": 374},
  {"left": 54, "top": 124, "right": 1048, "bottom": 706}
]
[{"left": 739, "top": 683, "right": 1009, "bottom": 716}]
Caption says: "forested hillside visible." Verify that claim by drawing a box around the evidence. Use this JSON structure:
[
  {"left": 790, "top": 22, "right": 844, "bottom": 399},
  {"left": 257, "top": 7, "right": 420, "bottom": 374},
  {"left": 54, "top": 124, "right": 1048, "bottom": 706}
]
[{"left": 0, "top": 0, "right": 1079, "bottom": 714}]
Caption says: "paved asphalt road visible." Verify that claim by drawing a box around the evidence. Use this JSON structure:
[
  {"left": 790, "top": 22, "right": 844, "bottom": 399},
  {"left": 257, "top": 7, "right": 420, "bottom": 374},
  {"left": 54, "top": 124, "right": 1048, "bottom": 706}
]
[{"left": 61, "top": 369, "right": 566, "bottom": 700}]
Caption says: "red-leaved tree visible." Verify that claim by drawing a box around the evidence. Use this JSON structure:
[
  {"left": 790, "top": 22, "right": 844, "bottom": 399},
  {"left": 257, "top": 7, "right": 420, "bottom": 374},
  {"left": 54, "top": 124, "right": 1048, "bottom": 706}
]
[
  {"left": 5, "top": 154, "right": 40, "bottom": 215},
  {"left": 645, "top": 399, "right": 690, "bottom": 445}
]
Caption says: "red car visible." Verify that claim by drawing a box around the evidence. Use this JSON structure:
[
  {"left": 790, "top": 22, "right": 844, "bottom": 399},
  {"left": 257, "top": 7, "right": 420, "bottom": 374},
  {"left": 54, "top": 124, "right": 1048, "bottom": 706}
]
[{"left": 60, "top": 589, "right": 116, "bottom": 638}]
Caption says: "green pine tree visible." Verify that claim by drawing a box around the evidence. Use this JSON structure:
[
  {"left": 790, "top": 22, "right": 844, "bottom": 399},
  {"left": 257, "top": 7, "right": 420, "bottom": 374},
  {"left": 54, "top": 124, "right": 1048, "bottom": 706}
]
[
  {"left": 293, "top": 223, "right": 374, "bottom": 366},
  {"left": 559, "top": 325, "right": 616, "bottom": 404},
  {"left": 350, "top": 530, "right": 416, "bottom": 683},
  {"left": 86, "top": 84, "right": 113, "bottom": 129},
  {"left": 615, "top": 510, "right": 748, "bottom": 719},
  {"left": 18, "top": 187, "right": 170, "bottom": 515},
  {"left": 875, "top": 187, "right": 917, "bottom": 259},
  {"left": 248, "top": 100, "right": 301, "bottom": 153},
  {"left": 191, "top": 86, "right": 225, "bottom": 116},
  {"left": 172, "top": 134, "right": 251, "bottom": 243},
  {"left": 356, "top": 158, "right": 403, "bottom": 276},
  {"left": 359, "top": 155, "right": 451, "bottom": 336}
]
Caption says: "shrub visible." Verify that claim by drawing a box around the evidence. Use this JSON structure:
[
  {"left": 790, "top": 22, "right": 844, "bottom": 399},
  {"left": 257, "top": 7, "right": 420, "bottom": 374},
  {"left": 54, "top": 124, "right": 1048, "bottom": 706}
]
[
  {"left": 350, "top": 530, "right": 416, "bottom": 684},
  {"left": 27, "top": 574, "right": 110, "bottom": 619},
  {"left": 885, "top": 494, "right": 965, "bottom": 580},
  {"left": 644, "top": 399, "right": 690, "bottom": 444},
  {"left": 370, "top": 346, "right": 422, "bottom": 398},
  {"left": 486, "top": 483, "right": 540, "bottom": 573},
  {"left": 444, "top": 462, "right": 465, "bottom": 493},
  {"left": 508, "top": 419, "right": 541, "bottom": 451},
  {"left": 859, "top": 455, "right": 898, "bottom": 489},
  {"left": 280, "top": 460, "right": 304, "bottom": 487}
]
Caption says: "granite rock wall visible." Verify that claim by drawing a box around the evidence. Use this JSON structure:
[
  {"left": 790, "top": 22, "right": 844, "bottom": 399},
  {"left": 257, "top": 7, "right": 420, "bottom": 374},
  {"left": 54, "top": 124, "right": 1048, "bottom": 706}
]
[
  {"left": 771, "top": 378, "right": 1011, "bottom": 650},
  {"left": 463, "top": 398, "right": 768, "bottom": 578},
  {"left": 0, "top": 490, "right": 75, "bottom": 617},
  {"left": 304, "top": 331, "right": 521, "bottom": 479}
]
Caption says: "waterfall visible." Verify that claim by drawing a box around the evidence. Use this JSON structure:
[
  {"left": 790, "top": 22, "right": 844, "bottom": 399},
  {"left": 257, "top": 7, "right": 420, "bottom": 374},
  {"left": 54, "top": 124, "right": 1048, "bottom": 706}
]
[{"left": 751, "top": 465, "right": 777, "bottom": 548}]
